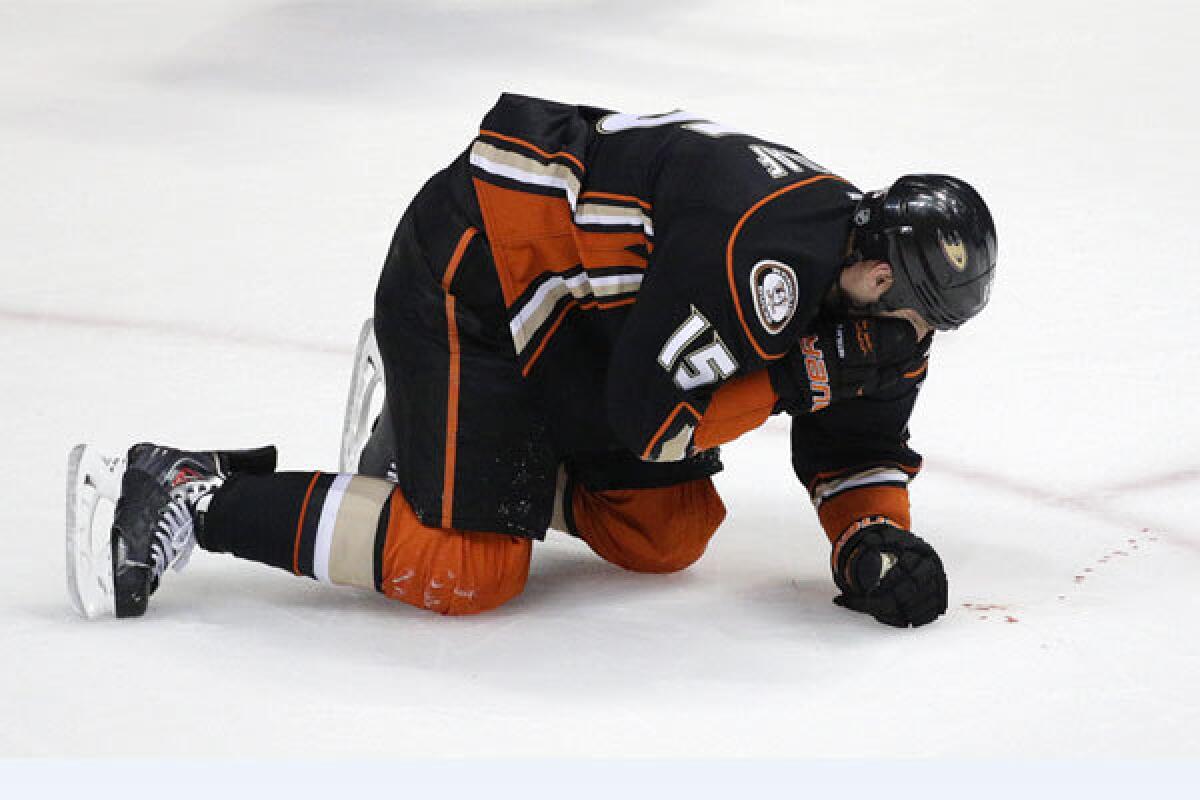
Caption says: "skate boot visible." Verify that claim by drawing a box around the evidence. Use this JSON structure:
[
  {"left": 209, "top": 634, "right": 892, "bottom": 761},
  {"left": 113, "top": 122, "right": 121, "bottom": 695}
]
[
  {"left": 66, "top": 442, "right": 276, "bottom": 618},
  {"left": 111, "top": 443, "right": 277, "bottom": 617}
]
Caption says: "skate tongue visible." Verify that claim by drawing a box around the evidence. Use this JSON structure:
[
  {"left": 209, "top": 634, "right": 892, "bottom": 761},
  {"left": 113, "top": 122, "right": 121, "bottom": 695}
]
[
  {"left": 218, "top": 446, "right": 278, "bottom": 475},
  {"left": 171, "top": 466, "right": 205, "bottom": 488}
]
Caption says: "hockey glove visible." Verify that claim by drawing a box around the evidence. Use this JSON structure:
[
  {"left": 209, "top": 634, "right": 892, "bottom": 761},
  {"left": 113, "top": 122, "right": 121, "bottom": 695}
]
[
  {"left": 831, "top": 520, "right": 948, "bottom": 628},
  {"left": 768, "top": 317, "right": 927, "bottom": 414}
]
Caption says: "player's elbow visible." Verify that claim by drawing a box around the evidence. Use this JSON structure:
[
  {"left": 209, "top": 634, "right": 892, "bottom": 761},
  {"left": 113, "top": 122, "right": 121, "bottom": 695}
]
[
  {"left": 382, "top": 527, "right": 532, "bottom": 616},
  {"left": 571, "top": 479, "right": 727, "bottom": 573},
  {"left": 606, "top": 410, "right": 690, "bottom": 464},
  {"left": 604, "top": 354, "right": 706, "bottom": 462}
]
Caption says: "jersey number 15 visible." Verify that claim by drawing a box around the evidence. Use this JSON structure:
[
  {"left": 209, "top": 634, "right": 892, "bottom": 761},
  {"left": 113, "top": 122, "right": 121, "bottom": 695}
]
[{"left": 657, "top": 307, "right": 739, "bottom": 391}]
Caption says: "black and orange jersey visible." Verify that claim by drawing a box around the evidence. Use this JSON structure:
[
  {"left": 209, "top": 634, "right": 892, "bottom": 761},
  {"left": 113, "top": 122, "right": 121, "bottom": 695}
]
[{"left": 467, "top": 93, "right": 865, "bottom": 463}]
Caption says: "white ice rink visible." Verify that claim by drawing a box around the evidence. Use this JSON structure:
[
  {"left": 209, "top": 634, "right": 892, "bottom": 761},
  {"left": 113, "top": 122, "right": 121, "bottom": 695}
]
[{"left": 2, "top": 0, "right": 1198, "bottom": 766}]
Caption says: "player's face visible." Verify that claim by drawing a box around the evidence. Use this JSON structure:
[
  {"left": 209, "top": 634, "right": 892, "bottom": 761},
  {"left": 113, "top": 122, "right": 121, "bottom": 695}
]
[
  {"left": 836, "top": 260, "right": 933, "bottom": 340},
  {"left": 838, "top": 259, "right": 892, "bottom": 306}
]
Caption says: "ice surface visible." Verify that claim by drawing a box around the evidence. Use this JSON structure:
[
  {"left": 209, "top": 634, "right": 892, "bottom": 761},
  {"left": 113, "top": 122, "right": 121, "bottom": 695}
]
[{"left": 1, "top": 0, "right": 1198, "bottom": 757}]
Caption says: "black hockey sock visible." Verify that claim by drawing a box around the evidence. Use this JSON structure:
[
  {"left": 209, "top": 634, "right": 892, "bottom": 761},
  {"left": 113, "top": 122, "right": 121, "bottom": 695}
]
[
  {"left": 198, "top": 472, "right": 318, "bottom": 573},
  {"left": 200, "top": 471, "right": 395, "bottom": 587}
]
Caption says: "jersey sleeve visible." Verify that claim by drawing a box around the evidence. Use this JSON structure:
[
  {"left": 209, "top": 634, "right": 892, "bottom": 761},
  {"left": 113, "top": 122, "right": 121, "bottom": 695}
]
[
  {"left": 604, "top": 133, "right": 856, "bottom": 462},
  {"left": 788, "top": 351, "right": 930, "bottom": 541},
  {"left": 604, "top": 238, "right": 735, "bottom": 462}
]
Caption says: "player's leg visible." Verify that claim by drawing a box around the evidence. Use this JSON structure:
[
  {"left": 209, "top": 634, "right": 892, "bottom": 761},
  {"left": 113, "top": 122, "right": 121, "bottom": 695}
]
[
  {"left": 561, "top": 451, "right": 727, "bottom": 573},
  {"left": 201, "top": 470, "right": 531, "bottom": 615},
  {"left": 71, "top": 441, "right": 530, "bottom": 618},
  {"left": 568, "top": 481, "right": 726, "bottom": 574},
  {"left": 203, "top": 150, "right": 550, "bottom": 614},
  {"left": 69, "top": 149, "right": 546, "bottom": 619},
  {"left": 373, "top": 151, "right": 559, "bottom": 540}
]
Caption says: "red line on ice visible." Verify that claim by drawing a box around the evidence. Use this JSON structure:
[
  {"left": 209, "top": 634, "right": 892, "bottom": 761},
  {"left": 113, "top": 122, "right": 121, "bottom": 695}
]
[{"left": 0, "top": 305, "right": 353, "bottom": 358}]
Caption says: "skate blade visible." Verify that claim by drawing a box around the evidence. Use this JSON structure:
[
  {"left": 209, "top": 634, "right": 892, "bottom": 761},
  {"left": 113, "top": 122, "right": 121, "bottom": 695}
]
[
  {"left": 339, "top": 317, "right": 386, "bottom": 472},
  {"left": 65, "top": 444, "right": 124, "bottom": 619}
]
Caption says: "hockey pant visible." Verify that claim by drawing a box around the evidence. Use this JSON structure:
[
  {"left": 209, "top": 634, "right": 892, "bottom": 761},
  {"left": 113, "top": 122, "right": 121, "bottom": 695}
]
[{"left": 198, "top": 471, "right": 725, "bottom": 615}]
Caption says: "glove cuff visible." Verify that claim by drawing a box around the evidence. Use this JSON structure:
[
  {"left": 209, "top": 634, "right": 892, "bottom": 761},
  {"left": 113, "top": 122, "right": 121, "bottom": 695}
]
[{"left": 817, "top": 484, "right": 911, "bottom": 544}]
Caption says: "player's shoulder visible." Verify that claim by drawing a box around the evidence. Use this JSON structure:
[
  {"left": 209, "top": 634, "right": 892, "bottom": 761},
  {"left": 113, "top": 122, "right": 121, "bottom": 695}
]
[
  {"left": 653, "top": 123, "right": 858, "bottom": 212},
  {"left": 714, "top": 160, "right": 860, "bottom": 362},
  {"left": 476, "top": 93, "right": 600, "bottom": 164}
]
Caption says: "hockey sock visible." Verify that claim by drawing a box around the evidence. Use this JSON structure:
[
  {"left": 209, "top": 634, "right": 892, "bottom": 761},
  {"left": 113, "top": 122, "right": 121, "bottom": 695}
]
[{"left": 200, "top": 471, "right": 395, "bottom": 591}]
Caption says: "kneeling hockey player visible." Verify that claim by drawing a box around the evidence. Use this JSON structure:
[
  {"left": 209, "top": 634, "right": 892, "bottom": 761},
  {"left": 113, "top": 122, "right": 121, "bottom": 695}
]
[{"left": 66, "top": 94, "right": 996, "bottom": 628}]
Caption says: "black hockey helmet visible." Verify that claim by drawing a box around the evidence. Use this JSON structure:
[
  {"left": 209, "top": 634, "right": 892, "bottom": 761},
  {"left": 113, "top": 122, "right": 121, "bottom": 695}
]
[{"left": 851, "top": 174, "right": 997, "bottom": 330}]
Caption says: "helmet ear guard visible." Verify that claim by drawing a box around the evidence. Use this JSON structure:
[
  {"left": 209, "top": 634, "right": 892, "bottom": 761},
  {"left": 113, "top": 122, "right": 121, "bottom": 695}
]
[
  {"left": 848, "top": 190, "right": 891, "bottom": 262},
  {"left": 851, "top": 175, "right": 997, "bottom": 331}
]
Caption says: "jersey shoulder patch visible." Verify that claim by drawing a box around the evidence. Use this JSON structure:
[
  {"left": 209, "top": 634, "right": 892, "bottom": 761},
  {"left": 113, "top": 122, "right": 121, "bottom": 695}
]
[{"left": 749, "top": 259, "right": 799, "bottom": 335}]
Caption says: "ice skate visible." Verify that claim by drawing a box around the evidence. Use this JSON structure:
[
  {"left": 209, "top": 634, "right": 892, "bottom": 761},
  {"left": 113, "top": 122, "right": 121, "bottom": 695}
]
[
  {"left": 65, "top": 442, "right": 276, "bottom": 618},
  {"left": 339, "top": 317, "right": 396, "bottom": 479}
]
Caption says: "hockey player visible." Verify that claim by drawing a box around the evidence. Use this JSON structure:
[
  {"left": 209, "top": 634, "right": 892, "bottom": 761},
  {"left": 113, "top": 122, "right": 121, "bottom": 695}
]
[{"left": 66, "top": 94, "right": 996, "bottom": 628}]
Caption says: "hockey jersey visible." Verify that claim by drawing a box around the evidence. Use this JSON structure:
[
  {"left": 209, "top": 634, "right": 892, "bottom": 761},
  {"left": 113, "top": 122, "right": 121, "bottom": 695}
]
[{"left": 465, "top": 94, "right": 924, "bottom": 529}]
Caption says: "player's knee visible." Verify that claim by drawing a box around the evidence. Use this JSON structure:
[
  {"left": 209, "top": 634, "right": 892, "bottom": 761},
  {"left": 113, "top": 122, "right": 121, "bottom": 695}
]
[
  {"left": 381, "top": 497, "right": 532, "bottom": 615},
  {"left": 571, "top": 479, "right": 726, "bottom": 574},
  {"left": 439, "top": 534, "right": 532, "bottom": 615},
  {"left": 620, "top": 532, "right": 709, "bottom": 574}
]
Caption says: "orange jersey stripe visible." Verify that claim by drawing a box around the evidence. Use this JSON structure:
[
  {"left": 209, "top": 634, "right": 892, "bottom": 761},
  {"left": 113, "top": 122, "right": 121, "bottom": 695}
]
[
  {"left": 580, "top": 296, "right": 638, "bottom": 311},
  {"left": 442, "top": 294, "right": 461, "bottom": 528},
  {"left": 572, "top": 228, "right": 650, "bottom": 271},
  {"left": 442, "top": 227, "right": 478, "bottom": 290},
  {"left": 293, "top": 471, "right": 323, "bottom": 575},
  {"left": 641, "top": 401, "right": 702, "bottom": 461},
  {"left": 440, "top": 228, "right": 477, "bottom": 528},
  {"left": 472, "top": 178, "right": 579, "bottom": 305},
  {"left": 579, "top": 190, "right": 652, "bottom": 212},
  {"left": 478, "top": 129, "right": 586, "bottom": 174}
]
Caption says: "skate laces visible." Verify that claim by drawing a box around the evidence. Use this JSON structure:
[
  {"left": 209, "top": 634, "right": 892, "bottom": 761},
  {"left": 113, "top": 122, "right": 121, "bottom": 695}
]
[{"left": 148, "top": 476, "right": 221, "bottom": 579}]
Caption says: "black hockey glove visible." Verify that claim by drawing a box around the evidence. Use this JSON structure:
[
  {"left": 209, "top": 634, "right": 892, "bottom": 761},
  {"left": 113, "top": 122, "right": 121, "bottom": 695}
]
[
  {"left": 768, "top": 317, "right": 927, "bottom": 414},
  {"left": 831, "top": 520, "right": 948, "bottom": 628}
]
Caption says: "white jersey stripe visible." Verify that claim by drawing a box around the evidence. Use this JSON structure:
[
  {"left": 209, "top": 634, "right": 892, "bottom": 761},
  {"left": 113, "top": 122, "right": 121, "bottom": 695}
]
[
  {"left": 469, "top": 142, "right": 581, "bottom": 209},
  {"left": 509, "top": 273, "right": 589, "bottom": 354},
  {"left": 509, "top": 271, "right": 643, "bottom": 355},
  {"left": 312, "top": 473, "right": 353, "bottom": 583},
  {"left": 573, "top": 202, "right": 655, "bottom": 237},
  {"left": 812, "top": 467, "right": 911, "bottom": 506}
]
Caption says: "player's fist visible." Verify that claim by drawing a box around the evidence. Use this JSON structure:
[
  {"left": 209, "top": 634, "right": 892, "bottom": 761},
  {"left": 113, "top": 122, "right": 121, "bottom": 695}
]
[
  {"left": 830, "top": 520, "right": 947, "bottom": 628},
  {"left": 768, "top": 316, "right": 926, "bottom": 414}
]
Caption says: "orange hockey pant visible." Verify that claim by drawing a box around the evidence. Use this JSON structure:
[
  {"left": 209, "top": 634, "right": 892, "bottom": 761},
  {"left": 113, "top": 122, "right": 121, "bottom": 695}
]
[{"left": 379, "top": 476, "right": 726, "bottom": 615}]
